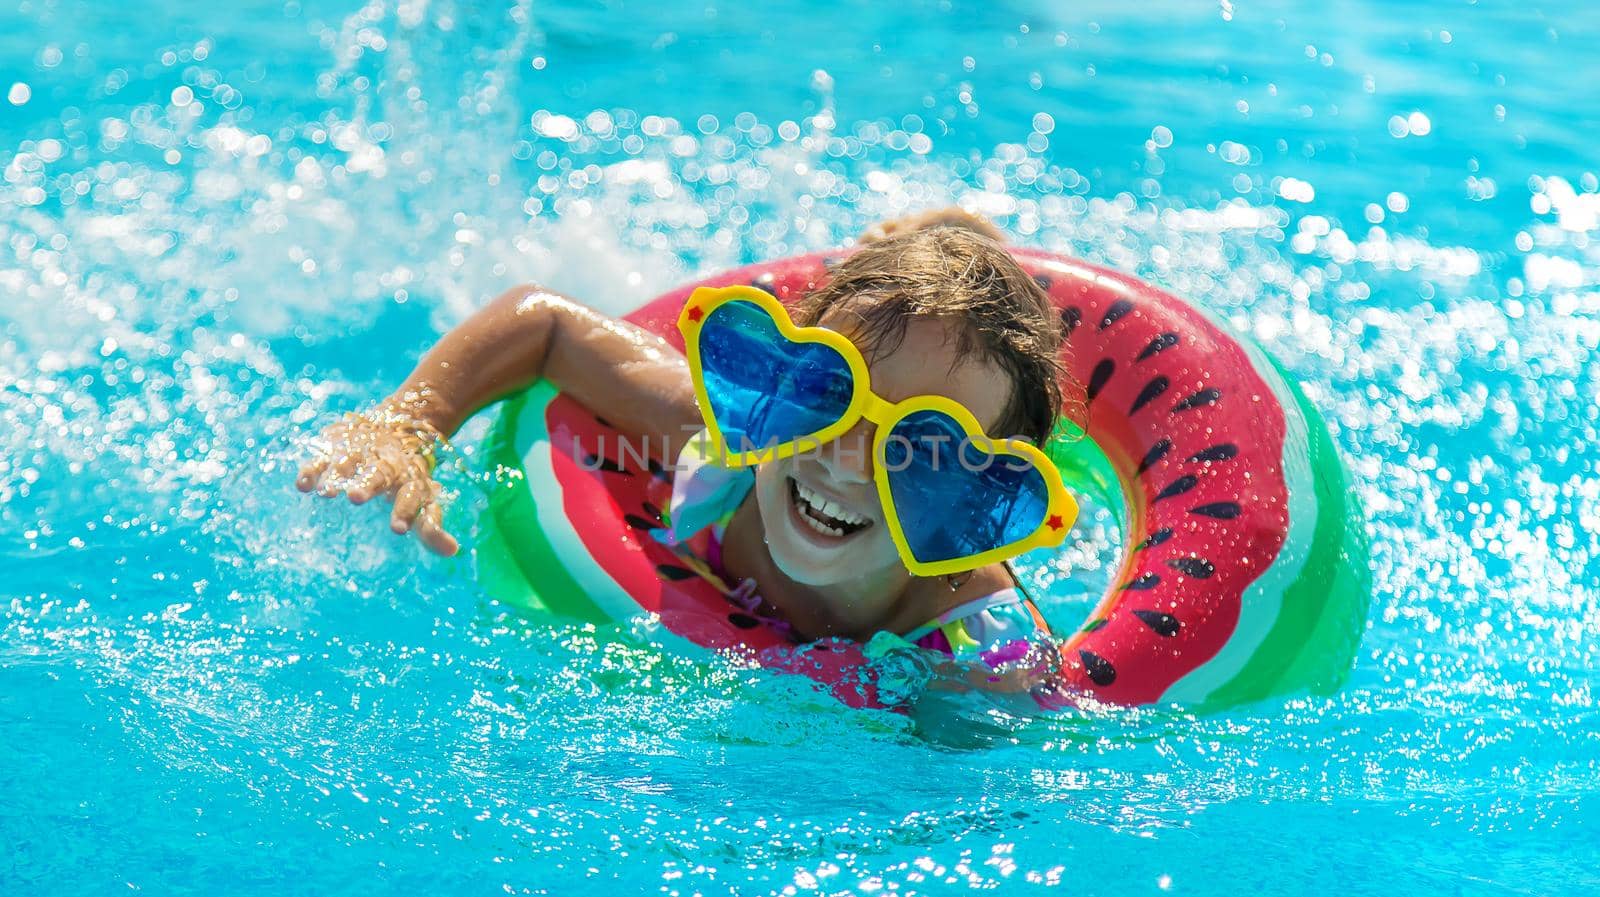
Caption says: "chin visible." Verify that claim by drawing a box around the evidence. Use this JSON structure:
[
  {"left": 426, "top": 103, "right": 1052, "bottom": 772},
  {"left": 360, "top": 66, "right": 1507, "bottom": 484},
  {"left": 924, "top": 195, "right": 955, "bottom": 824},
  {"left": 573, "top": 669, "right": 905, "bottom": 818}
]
[{"left": 753, "top": 462, "right": 895, "bottom": 587}]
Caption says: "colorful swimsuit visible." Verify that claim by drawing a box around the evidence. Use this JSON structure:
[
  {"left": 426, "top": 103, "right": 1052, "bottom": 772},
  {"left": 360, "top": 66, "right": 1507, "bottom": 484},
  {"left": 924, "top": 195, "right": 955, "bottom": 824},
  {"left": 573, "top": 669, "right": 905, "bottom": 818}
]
[{"left": 651, "top": 432, "right": 1054, "bottom": 671}]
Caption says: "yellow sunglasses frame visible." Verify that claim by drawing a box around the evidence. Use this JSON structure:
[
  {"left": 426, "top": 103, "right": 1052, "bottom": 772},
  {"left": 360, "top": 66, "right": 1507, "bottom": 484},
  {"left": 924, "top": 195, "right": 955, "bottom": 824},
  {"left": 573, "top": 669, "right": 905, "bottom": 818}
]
[{"left": 677, "top": 285, "right": 1079, "bottom": 576}]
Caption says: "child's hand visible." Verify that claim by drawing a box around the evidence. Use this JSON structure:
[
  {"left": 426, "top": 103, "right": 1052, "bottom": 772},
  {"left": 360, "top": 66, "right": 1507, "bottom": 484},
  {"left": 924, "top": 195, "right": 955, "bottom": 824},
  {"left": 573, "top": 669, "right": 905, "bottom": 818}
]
[{"left": 295, "top": 406, "right": 460, "bottom": 556}]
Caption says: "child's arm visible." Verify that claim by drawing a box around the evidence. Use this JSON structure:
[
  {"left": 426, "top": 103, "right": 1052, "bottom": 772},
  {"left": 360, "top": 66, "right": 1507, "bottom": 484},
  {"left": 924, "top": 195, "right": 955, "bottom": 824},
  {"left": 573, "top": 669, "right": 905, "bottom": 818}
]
[{"left": 295, "top": 284, "right": 700, "bottom": 555}]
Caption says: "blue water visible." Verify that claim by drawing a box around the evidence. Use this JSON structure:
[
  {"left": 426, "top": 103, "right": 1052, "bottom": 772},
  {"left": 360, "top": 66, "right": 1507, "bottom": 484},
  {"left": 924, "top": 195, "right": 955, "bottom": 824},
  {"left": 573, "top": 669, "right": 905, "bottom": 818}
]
[{"left": 3, "top": 0, "right": 1597, "bottom": 893}]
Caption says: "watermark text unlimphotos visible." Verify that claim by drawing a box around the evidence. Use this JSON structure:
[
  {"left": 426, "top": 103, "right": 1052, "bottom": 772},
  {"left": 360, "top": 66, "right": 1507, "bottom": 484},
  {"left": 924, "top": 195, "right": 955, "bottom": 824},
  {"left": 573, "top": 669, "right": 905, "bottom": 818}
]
[{"left": 575, "top": 424, "right": 1036, "bottom": 473}]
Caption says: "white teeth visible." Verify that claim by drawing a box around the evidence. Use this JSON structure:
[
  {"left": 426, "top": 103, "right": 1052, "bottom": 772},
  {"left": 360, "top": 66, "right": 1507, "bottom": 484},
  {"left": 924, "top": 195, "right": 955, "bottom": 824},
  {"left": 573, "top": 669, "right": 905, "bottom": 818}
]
[
  {"left": 799, "top": 511, "right": 843, "bottom": 537},
  {"left": 794, "top": 481, "right": 868, "bottom": 526}
]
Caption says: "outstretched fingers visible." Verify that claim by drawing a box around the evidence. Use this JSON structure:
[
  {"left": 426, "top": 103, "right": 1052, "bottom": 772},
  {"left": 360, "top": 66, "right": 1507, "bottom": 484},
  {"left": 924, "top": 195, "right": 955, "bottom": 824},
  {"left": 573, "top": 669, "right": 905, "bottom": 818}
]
[
  {"left": 390, "top": 479, "right": 428, "bottom": 534},
  {"left": 413, "top": 501, "right": 459, "bottom": 557},
  {"left": 296, "top": 410, "right": 453, "bottom": 554},
  {"left": 314, "top": 451, "right": 365, "bottom": 496},
  {"left": 346, "top": 457, "right": 399, "bottom": 504},
  {"left": 296, "top": 457, "right": 330, "bottom": 492},
  {"left": 390, "top": 479, "right": 457, "bottom": 555}
]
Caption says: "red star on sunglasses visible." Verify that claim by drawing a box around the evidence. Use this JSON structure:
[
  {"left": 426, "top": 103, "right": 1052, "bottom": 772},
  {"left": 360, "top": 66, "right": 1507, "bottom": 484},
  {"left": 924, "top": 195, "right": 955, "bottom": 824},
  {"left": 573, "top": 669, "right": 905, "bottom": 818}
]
[
  {"left": 1046, "top": 514, "right": 1065, "bottom": 531},
  {"left": 686, "top": 306, "right": 704, "bottom": 322}
]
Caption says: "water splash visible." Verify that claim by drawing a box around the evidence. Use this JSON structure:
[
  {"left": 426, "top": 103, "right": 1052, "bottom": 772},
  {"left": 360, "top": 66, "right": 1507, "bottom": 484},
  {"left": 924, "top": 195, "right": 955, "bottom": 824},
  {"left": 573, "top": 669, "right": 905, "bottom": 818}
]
[{"left": 2, "top": 0, "right": 1598, "bottom": 893}]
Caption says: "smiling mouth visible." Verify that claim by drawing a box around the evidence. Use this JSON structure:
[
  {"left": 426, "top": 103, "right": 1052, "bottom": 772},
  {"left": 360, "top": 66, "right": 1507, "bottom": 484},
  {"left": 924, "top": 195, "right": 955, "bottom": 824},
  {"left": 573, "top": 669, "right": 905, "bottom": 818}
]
[{"left": 788, "top": 476, "right": 872, "bottom": 539}]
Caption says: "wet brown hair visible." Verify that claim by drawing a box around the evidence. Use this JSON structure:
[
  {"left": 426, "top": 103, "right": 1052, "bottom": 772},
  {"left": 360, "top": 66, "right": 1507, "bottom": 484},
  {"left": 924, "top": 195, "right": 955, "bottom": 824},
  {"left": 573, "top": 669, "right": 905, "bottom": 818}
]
[{"left": 793, "top": 226, "right": 1065, "bottom": 445}]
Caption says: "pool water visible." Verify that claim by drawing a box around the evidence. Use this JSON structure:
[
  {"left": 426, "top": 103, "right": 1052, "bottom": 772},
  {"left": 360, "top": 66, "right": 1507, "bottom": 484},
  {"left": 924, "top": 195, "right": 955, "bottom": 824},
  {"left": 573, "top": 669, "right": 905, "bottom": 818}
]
[{"left": 3, "top": 0, "right": 1597, "bottom": 893}]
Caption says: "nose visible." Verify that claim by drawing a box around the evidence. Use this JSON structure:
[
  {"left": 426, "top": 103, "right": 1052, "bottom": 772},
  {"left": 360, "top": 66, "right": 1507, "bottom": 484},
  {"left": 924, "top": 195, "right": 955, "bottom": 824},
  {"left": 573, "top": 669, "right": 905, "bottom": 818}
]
[{"left": 813, "top": 417, "right": 876, "bottom": 484}]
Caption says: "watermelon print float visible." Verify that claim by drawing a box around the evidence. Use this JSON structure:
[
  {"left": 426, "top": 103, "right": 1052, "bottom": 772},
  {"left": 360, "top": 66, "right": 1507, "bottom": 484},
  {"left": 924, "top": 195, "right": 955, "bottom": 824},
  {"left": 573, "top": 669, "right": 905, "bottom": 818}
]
[{"left": 475, "top": 249, "right": 1371, "bottom": 711}]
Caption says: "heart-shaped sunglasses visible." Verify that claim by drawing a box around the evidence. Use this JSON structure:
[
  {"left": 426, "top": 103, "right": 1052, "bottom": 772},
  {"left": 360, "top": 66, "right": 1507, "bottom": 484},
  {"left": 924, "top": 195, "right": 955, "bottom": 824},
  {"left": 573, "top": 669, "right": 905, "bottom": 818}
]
[{"left": 678, "top": 285, "right": 1077, "bottom": 576}]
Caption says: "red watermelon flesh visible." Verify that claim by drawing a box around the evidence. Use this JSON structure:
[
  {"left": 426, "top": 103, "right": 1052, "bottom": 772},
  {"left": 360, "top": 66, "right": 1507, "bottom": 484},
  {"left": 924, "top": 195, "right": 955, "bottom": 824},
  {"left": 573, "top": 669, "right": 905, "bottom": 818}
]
[{"left": 1011, "top": 250, "right": 1289, "bottom": 706}]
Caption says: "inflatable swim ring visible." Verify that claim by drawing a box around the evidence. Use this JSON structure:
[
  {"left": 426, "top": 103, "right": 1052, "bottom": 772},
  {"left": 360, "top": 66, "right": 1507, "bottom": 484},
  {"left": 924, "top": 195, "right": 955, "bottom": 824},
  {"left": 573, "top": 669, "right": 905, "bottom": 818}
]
[{"left": 476, "top": 249, "right": 1371, "bottom": 711}]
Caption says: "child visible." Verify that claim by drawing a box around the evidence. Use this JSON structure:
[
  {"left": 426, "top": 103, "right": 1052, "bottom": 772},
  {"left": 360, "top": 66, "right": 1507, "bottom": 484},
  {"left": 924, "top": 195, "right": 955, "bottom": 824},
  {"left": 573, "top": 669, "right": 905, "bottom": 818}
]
[{"left": 297, "top": 209, "right": 1067, "bottom": 676}]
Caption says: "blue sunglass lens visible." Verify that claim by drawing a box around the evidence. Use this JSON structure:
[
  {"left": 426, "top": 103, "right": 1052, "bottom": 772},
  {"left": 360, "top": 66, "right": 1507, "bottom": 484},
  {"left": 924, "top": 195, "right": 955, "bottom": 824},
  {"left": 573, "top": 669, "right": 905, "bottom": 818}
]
[
  {"left": 883, "top": 409, "right": 1053, "bottom": 564},
  {"left": 698, "top": 300, "right": 855, "bottom": 454}
]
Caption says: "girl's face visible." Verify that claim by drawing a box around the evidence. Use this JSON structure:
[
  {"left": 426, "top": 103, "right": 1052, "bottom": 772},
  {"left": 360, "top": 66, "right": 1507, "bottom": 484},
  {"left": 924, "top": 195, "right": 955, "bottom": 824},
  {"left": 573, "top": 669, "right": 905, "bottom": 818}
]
[{"left": 752, "top": 314, "right": 1013, "bottom": 589}]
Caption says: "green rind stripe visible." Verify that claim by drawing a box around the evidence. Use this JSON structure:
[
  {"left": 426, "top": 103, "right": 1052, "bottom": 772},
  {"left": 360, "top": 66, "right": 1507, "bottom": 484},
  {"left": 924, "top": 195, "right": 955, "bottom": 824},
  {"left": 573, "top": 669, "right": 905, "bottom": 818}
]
[
  {"left": 512, "top": 388, "right": 645, "bottom": 622},
  {"left": 1149, "top": 302, "right": 1317, "bottom": 705},
  {"left": 1157, "top": 368, "right": 1315, "bottom": 704},
  {"left": 475, "top": 495, "right": 545, "bottom": 613},
  {"left": 1205, "top": 367, "right": 1371, "bottom": 705},
  {"left": 1158, "top": 345, "right": 1370, "bottom": 708},
  {"left": 477, "top": 386, "right": 611, "bottom": 623}
]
